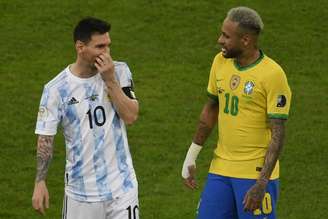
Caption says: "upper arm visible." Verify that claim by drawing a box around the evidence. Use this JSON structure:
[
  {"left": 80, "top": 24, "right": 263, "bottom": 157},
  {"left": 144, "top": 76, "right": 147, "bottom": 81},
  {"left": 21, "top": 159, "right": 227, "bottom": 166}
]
[
  {"left": 207, "top": 55, "right": 220, "bottom": 100},
  {"left": 206, "top": 97, "right": 219, "bottom": 111},
  {"left": 201, "top": 98, "right": 219, "bottom": 125},
  {"left": 266, "top": 69, "right": 292, "bottom": 120},
  {"left": 35, "top": 86, "right": 62, "bottom": 136},
  {"left": 116, "top": 62, "right": 137, "bottom": 100},
  {"left": 269, "top": 118, "right": 286, "bottom": 127},
  {"left": 269, "top": 118, "right": 286, "bottom": 143}
]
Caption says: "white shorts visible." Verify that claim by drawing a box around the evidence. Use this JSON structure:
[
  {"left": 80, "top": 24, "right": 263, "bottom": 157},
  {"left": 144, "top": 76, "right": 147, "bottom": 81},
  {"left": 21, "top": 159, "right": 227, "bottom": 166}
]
[{"left": 62, "top": 189, "right": 139, "bottom": 219}]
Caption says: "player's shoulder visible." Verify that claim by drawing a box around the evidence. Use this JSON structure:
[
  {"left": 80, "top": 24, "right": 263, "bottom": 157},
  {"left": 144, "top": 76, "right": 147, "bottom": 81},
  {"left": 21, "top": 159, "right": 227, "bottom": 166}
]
[
  {"left": 213, "top": 52, "right": 225, "bottom": 63},
  {"left": 113, "top": 61, "right": 132, "bottom": 79},
  {"left": 113, "top": 61, "right": 129, "bottom": 69},
  {"left": 212, "top": 52, "right": 232, "bottom": 68},
  {"left": 44, "top": 67, "right": 69, "bottom": 90},
  {"left": 262, "top": 54, "right": 286, "bottom": 76}
]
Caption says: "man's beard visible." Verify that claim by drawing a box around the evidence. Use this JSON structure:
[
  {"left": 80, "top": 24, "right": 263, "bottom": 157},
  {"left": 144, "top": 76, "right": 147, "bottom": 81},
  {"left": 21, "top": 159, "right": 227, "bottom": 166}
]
[{"left": 222, "top": 47, "right": 242, "bottom": 59}]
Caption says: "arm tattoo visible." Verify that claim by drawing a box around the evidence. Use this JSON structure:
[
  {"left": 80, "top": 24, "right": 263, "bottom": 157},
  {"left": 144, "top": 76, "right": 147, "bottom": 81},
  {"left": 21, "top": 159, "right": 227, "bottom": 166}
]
[
  {"left": 35, "top": 135, "right": 54, "bottom": 182},
  {"left": 193, "top": 99, "right": 219, "bottom": 145},
  {"left": 193, "top": 120, "right": 213, "bottom": 145},
  {"left": 258, "top": 119, "right": 285, "bottom": 184}
]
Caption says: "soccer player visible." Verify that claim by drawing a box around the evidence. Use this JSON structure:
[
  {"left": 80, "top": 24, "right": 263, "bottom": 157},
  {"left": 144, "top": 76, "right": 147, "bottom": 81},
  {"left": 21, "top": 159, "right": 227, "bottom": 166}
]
[
  {"left": 182, "top": 7, "right": 292, "bottom": 219},
  {"left": 32, "top": 17, "right": 140, "bottom": 219}
]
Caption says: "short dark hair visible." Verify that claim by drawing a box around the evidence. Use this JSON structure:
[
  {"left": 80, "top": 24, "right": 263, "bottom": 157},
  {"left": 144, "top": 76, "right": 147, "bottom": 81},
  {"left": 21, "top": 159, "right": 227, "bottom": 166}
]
[{"left": 73, "top": 17, "right": 111, "bottom": 43}]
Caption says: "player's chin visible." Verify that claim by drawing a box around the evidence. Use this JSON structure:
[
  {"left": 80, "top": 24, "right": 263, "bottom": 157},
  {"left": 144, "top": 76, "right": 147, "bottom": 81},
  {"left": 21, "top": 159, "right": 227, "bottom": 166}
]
[
  {"left": 221, "top": 49, "right": 232, "bottom": 58},
  {"left": 222, "top": 50, "right": 233, "bottom": 58}
]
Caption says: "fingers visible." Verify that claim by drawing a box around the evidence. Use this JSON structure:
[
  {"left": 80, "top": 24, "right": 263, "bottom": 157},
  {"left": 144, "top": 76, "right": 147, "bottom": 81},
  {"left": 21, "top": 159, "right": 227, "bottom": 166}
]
[
  {"left": 32, "top": 196, "right": 45, "bottom": 215},
  {"left": 94, "top": 61, "right": 101, "bottom": 70},
  {"left": 32, "top": 182, "right": 48, "bottom": 215},
  {"left": 95, "top": 53, "right": 114, "bottom": 77},
  {"left": 96, "top": 53, "right": 112, "bottom": 65},
  {"left": 183, "top": 165, "right": 198, "bottom": 190},
  {"left": 243, "top": 194, "right": 261, "bottom": 212},
  {"left": 45, "top": 192, "right": 49, "bottom": 209},
  {"left": 184, "top": 178, "right": 197, "bottom": 190}
]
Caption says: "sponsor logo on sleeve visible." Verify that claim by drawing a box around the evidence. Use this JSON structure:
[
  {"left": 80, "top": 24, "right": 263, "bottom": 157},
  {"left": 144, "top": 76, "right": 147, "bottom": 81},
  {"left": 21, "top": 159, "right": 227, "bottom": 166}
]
[
  {"left": 277, "top": 95, "right": 286, "bottom": 107},
  {"left": 37, "top": 106, "right": 48, "bottom": 120}
]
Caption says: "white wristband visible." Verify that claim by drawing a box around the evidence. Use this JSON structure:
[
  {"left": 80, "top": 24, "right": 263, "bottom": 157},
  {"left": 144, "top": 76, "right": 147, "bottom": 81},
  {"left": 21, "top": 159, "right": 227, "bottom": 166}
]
[{"left": 182, "top": 142, "right": 203, "bottom": 179}]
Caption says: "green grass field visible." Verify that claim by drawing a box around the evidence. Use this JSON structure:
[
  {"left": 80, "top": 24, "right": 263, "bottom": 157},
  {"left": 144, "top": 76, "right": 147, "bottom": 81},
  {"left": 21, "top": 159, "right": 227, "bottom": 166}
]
[{"left": 0, "top": 0, "right": 327, "bottom": 218}]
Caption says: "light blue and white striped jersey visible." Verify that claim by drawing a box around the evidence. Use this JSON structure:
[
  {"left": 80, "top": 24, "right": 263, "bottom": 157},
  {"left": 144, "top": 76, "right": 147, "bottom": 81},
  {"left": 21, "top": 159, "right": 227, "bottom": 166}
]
[{"left": 35, "top": 61, "right": 138, "bottom": 202}]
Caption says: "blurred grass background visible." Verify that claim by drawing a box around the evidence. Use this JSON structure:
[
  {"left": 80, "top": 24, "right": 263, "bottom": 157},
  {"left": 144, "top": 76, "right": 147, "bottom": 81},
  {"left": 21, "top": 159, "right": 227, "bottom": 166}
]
[{"left": 0, "top": 0, "right": 327, "bottom": 218}]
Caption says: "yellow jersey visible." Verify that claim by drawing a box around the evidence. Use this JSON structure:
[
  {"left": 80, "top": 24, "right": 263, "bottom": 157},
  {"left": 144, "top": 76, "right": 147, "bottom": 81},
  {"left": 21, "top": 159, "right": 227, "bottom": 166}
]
[{"left": 207, "top": 51, "right": 292, "bottom": 179}]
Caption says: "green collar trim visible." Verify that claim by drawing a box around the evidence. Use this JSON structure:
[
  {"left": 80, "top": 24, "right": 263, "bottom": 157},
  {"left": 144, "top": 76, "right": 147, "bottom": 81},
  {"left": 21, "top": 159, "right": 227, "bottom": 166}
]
[{"left": 234, "top": 50, "right": 264, "bottom": 71}]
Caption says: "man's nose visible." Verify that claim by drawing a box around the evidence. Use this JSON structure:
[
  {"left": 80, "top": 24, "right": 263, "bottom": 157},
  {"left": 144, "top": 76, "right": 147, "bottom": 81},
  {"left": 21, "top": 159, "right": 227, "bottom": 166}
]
[{"left": 218, "top": 35, "right": 224, "bottom": 45}]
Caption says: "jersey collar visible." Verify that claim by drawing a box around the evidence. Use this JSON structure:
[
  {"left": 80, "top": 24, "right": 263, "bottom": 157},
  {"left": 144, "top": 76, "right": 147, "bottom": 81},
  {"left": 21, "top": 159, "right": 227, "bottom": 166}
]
[{"left": 233, "top": 50, "right": 264, "bottom": 71}]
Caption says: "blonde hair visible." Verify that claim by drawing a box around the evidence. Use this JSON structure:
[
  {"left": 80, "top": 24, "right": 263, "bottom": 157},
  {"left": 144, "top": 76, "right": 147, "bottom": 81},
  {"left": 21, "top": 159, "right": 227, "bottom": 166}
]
[{"left": 227, "top": 6, "right": 264, "bottom": 35}]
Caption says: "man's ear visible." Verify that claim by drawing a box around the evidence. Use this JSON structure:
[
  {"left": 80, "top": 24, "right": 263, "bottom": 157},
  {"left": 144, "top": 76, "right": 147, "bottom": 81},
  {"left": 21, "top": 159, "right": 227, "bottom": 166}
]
[
  {"left": 241, "top": 34, "right": 251, "bottom": 47},
  {"left": 75, "top": 40, "right": 85, "bottom": 54}
]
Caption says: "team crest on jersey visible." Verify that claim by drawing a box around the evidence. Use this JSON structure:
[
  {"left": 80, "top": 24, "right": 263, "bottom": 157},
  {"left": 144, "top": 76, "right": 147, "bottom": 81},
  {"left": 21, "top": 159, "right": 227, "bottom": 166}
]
[
  {"left": 244, "top": 81, "right": 255, "bottom": 95},
  {"left": 230, "top": 75, "right": 241, "bottom": 90},
  {"left": 85, "top": 94, "right": 98, "bottom": 101}
]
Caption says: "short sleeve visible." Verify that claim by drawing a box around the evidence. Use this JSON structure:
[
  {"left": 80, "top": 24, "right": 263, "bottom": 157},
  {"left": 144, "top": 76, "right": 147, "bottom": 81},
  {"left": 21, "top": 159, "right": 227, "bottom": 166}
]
[
  {"left": 115, "top": 62, "right": 133, "bottom": 88},
  {"left": 35, "top": 86, "right": 62, "bottom": 135},
  {"left": 266, "top": 69, "right": 292, "bottom": 119},
  {"left": 207, "top": 55, "right": 219, "bottom": 102}
]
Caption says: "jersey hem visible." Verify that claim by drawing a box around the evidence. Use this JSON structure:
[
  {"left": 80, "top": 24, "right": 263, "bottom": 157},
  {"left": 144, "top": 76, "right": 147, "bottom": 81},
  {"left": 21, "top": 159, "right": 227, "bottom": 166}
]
[{"left": 209, "top": 156, "right": 280, "bottom": 179}]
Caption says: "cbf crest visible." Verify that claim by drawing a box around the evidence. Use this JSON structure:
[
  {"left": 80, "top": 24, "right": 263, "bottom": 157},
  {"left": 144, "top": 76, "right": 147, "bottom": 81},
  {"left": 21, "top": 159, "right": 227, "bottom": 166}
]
[
  {"left": 244, "top": 81, "right": 255, "bottom": 95},
  {"left": 230, "top": 75, "right": 241, "bottom": 90}
]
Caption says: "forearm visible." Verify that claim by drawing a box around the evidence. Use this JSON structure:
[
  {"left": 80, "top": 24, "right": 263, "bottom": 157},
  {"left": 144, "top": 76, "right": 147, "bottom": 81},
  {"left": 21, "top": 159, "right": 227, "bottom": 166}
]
[
  {"left": 182, "top": 99, "right": 218, "bottom": 179},
  {"left": 105, "top": 79, "right": 139, "bottom": 125},
  {"left": 192, "top": 99, "right": 219, "bottom": 145},
  {"left": 257, "top": 119, "right": 285, "bottom": 185},
  {"left": 35, "top": 135, "right": 54, "bottom": 182}
]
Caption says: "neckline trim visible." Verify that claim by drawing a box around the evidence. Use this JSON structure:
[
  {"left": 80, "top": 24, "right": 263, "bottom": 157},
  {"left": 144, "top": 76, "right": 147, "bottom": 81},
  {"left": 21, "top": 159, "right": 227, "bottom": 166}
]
[
  {"left": 233, "top": 50, "right": 264, "bottom": 71},
  {"left": 66, "top": 65, "right": 99, "bottom": 82}
]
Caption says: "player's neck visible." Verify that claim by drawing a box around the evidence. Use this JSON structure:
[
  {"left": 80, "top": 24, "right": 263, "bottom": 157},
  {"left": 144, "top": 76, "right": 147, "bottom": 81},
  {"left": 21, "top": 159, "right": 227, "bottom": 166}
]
[
  {"left": 70, "top": 60, "right": 98, "bottom": 78},
  {"left": 236, "top": 49, "right": 261, "bottom": 67}
]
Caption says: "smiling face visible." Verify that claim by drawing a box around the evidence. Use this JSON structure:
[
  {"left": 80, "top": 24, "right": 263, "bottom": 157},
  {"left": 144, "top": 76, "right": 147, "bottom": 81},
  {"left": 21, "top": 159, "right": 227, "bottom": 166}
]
[
  {"left": 217, "top": 18, "right": 244, "bottom": 58},
  {"left": 76, "top": 32, "right": 111, "bottom": 70}
]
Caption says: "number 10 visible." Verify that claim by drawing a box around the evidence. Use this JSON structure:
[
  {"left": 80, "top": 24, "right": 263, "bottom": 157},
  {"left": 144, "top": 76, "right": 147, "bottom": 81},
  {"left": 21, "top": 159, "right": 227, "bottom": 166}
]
[{"left": 86, "top": 106, "right": 106, "bottom": 129}]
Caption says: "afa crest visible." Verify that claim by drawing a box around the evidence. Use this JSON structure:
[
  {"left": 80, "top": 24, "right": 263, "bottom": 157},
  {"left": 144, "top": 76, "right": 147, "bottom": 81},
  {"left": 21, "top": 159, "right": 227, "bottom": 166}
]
[{"left": 244, "top": 81, "right": 255, "bottom": 95}]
